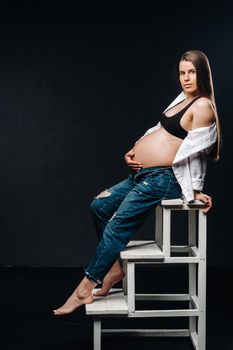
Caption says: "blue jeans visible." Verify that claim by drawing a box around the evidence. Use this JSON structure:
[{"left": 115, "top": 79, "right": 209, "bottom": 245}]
[{"left": 85, "top": 166, "right": 182, "bottom": 284}]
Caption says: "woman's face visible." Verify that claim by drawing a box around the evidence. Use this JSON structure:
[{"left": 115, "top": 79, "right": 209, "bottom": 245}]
[{"left": 179, "top": 60, "right": 199, "bottom": 95}]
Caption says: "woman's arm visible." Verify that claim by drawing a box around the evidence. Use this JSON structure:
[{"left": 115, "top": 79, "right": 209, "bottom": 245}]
[{"left": 191, "top": 98, "right": 215, "bottom": 213}]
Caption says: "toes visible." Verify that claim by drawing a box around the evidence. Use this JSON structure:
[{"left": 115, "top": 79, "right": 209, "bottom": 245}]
[
  {"left": 53, "top": 308, "right": 70, "bottom": 316},
  {"left": 53, "top": 309, "right": 61, "bottom": 315}
]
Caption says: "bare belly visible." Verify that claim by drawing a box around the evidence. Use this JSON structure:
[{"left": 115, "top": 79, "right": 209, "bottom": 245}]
[{"left": 133, "top": 128, "right": 183, "bottom": 168}]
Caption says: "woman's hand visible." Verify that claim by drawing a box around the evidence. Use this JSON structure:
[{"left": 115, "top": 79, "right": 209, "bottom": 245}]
[
  {"left": 124, "top": 148, "right": 142, "bottom": 171},
  {"left": 194, "top": 191, "right": 212, "bottom": 214}
]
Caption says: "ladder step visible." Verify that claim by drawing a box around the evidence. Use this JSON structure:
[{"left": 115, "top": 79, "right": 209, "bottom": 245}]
[
  {"left": 161, "top": 198, "right": 184, "bottom": 207},
  {"left": 120, "top": 240, "right": 164, "bottom": 260},
  {"left": 161, "top": 198, "right": 206, "bottom": 208},
  {"left": 128, "top": 309, "right": 199, "bottom": 317},
  {"left": 86, "top": 288, "right": 128, "bottom": 315},
  {"left": 102, "top": 328, "right": 190, "bottom": 337}
]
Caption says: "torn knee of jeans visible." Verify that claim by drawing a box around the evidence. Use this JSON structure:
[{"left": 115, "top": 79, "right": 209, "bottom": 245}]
[{"left": 95, "top": 190, "right": 111, "bottom": 199}]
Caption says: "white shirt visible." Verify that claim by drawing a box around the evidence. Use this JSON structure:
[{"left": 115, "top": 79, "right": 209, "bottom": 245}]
[{"left": 139, "top": 92, "right": 217, "bottom": 202}]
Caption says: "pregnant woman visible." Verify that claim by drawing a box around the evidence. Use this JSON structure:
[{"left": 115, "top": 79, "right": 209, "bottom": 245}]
[{"left": 53, "top": 49, "right": 221, "bottom": 315}]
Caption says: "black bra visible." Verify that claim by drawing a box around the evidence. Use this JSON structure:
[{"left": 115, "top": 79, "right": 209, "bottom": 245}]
[{"left": 160, "top": 96, "right": 201, "bottom": 139}]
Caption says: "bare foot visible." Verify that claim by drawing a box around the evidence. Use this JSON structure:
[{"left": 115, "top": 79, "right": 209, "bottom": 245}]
[
  {"left": 93, "top": 269, "right": 125, "bottom": 297},
  {"left": 53, "top": 277, "right": 96, "bottom": 316},
  {"left": 53, "top": 289, "right": 93, "bottom": 315}
]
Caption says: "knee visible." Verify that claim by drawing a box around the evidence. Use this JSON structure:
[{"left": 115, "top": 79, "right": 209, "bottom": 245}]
[
  {"left": 90, "top": 198, "right": 104, "bottom": 217},
  {"left": 90, "top": 190, "right": 112, "bottom": 215},
  {"left": 90, "top": 198, "right": 99, "bottom": 215}
]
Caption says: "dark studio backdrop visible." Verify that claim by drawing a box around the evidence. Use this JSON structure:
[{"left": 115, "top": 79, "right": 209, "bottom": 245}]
[{"left": 0, "top": 2, "right": 232, "bottom": 269}]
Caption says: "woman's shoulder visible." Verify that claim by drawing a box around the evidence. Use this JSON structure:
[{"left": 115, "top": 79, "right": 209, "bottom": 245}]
[
  {"left": 192, "top": 97, "right": 215, "bottom": 127},
  {"left": 194, "top": 96, "right": 214, "bottom": 110}
]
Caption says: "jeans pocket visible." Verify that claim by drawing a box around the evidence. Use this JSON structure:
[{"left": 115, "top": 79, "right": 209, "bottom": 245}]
[{"left": 162, "top": 177, "right": 182, "bottom": 199}]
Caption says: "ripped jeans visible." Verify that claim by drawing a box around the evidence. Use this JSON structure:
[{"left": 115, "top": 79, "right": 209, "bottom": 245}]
[{"left": 84, "top": 166, "right": 182, "bottom": 284}]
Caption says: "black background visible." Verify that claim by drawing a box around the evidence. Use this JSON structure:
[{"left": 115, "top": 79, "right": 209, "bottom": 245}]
[{"left": 0, "top": 2, "right": 232, "bottom": 268}]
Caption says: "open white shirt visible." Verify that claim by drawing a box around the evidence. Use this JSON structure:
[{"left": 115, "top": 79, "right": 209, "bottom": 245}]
[{"left": 139, "top": 92, "right": 217, "bottom": 202}]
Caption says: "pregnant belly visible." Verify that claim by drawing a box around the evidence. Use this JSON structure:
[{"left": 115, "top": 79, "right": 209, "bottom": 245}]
[{"left": 133, "top": 128, "right": 182, "bottom": 168}]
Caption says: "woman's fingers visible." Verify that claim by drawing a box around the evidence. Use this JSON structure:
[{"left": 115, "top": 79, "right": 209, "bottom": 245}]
[
  {"left": 125, "top": 158, "right": 142, "bottom": 166},
  {"left": 200, "top": 194, "right": 212, "bottom": 214},
  {"left": 126, "top": 161, "right": 142, "bottom": 171},
  {"left": 128, "top": 161, "right": 142, "bottom": 167},
  {"left": 124, "top": 149, "right": 142, "bottom": 170},
  {"left": 125, "top": 161, "right": 142, "bottom": 171},
  {"left": 194, "top": 192, "right": 213, "bottom": 214}
]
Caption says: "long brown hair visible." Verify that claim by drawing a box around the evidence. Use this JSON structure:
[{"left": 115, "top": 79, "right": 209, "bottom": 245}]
[{"left": 177, "top": 49, "right": 221, "bottom": 161}]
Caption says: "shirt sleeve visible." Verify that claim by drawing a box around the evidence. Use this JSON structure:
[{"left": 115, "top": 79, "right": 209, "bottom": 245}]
[{"left": 189, "top": 151, "right": 207, "bottom": 191}]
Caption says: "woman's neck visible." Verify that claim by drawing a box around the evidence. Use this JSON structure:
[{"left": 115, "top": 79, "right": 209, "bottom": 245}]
[{"left": 184, "top": 92, "right": 201, "bottom": 101}]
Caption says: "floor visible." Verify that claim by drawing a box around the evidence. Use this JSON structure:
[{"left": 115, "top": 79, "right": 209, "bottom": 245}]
[{"left": 0, "top": 265, "right": 232, "bottom": 350}]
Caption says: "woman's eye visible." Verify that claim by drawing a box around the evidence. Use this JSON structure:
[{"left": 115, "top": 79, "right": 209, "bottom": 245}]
[{"left": 180, "top": 71, "right": 195, "bottom": 75}]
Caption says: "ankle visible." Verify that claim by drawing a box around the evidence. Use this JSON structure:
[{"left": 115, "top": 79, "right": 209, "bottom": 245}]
[
  {"left": 76, "top": 288, "right": 92, "bottom": 299},
  {"left": 77, "top": 277, "right": 96, "bottom": 297}
]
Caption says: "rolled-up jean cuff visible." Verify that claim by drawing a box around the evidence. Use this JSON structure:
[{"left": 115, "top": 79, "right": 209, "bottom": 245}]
[{"left": 84, "top": 269, "right": 102, "bottom": 284}]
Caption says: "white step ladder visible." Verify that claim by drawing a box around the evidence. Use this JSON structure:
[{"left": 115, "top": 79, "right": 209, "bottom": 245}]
[{"left": 86, "top": 198, "right": 207, "bottom": 350}]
